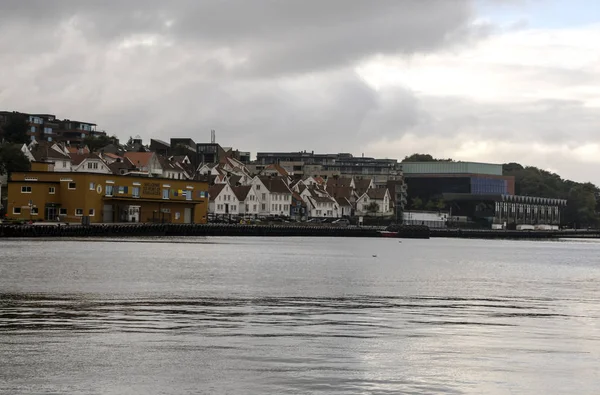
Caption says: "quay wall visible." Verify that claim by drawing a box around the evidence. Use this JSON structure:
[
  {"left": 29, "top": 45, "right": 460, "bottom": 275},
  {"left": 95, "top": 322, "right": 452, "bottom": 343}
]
[{"left": 1, "top": 224, "right": 597, "bottom": 239}]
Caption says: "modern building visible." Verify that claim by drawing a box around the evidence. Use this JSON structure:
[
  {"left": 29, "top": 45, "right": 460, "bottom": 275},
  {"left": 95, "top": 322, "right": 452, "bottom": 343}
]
[
  {"left": 400, "top": 161, "right": 565, "bottom": 228},
  {"left": 401, "top": 161, "right": 515, "bottom": 204},
  {"left": 0, "top": 111, "right": 106, "bottom": 144},
  {"left": 7, "top": 171, "right": 209, "bottom": 224},
  {"left": 442, "top": 193, "right": 566, "bottom": 229}
]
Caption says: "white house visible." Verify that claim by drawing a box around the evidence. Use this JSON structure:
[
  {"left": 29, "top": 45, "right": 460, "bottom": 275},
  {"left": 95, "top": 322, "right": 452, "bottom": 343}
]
[
  {"left": 157, "top": 155, "right": 188, "bottom": 180},
  {"left": 70, "top": 153, "right": 112, "bottom": 174},
  {"left": 27, "top": 141, "right": 72, "bottom": 171},
  {"left": 123, "top": 152, "right": 162, "bottom": 177},
  {"left": 356, "top": 188, "right": 392, "bottom": 216},
  {"left": 251, "top": 176, "right": 292, "bottom": 217},
  {"left": 232, "top": 185, "right": 260, "bottom": 217},
  {"left": 300, "top": 185, "right": 341, "bottom": 218},
  {"left": 335, "top": 197, "right": 353, "bottom": 217},
  {"left": 208, "top": 183, "right": 239, "bottom": 216}
]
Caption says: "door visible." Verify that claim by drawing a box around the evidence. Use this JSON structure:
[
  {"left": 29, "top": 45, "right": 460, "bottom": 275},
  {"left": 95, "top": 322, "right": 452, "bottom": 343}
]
[
  {"left": 45, "top": 205, "right": 58, "bottom": 221},
  {"left": 103, "top": 204, "right": 114, "bottom": 223},
  {"left": 184, "top": 207, "right": 192, "bottom": 224}
]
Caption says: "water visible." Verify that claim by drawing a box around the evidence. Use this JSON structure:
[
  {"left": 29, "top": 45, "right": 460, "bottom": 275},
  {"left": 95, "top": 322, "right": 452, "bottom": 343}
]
[{"left": 1, "top": 237, "right": 599, "bottom": 394}]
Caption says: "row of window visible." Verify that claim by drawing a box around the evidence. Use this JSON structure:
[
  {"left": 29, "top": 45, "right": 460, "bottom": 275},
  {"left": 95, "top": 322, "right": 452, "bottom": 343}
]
[
  {"left": 271, "top": 204, "right": 289, "bottom": 212},
  {"left": 22, "top": 183, "right": 77, "bottom": 194},
  {"left": 22, "top": 183, "right": 193, "bottom": 201},
  {"left": 13, "top": 207, "right": 95, "bottom": 216}
]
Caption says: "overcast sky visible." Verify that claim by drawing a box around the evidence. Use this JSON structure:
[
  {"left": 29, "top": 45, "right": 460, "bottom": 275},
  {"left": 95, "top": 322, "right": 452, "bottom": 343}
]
[{"left": 1, "top": 0, "right": 599, "bottom": 183}]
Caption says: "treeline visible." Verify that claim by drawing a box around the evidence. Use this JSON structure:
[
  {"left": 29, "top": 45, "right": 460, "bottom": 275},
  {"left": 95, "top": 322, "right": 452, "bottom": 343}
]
[{"left": 403, "top": 153, "right": 600, "bottom": 228}]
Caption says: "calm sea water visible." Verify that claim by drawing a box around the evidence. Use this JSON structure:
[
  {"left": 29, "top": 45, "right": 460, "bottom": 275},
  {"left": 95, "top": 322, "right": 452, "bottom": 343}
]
[{"left": 1, "top": 237, "right": 599, "bottom": 394}]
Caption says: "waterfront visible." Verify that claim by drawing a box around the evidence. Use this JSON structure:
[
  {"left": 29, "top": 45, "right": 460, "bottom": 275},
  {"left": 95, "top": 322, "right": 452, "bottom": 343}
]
[{"left": 1, "top": 237, "right": 600, "bottom": 394}]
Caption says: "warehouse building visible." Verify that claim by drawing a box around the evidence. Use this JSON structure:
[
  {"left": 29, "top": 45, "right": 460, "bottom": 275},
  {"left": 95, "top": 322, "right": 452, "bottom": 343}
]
[{"left": 7, "top": 171, "right": 209, "bottom": 224}]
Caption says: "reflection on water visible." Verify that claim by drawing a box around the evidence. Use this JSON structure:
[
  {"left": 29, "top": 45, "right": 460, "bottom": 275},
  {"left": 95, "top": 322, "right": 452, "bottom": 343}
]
[{"left": 1, "top": 237, "right": 600, "bottom": 394}]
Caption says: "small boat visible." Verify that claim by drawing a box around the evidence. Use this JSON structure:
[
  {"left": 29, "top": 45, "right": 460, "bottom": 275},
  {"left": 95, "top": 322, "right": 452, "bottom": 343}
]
[{"left": 379, "top": 230, "right": 399, "bottom": 238}]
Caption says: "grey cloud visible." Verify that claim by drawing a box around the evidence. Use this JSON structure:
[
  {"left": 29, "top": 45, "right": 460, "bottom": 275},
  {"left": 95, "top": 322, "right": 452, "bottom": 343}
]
[{"left": 0, "top": 0, "right": 476, "bottom": 76}]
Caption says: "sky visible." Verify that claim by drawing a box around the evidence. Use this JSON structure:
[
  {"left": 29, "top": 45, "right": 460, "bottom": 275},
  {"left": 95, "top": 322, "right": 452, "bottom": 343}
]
[{"left": 0, "top": 0, "right": 599, "bottom": 184}]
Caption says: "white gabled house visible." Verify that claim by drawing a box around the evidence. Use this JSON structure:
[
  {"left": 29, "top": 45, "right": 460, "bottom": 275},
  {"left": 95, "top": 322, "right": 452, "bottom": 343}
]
[
  {"left": 300, "top": 185, "right": 341, "bottom": 219},
  {"left": 356, "top": 188, "right": 392, "bottom": 216},
  {"left": 232, "top": 185, "right": 260, "bottom": 217},
  {"left": 70, "top": 153, "right": 112, "bottom": 174},
  {"left": 251, "top": 176, "right": 292, "bottom": 217},
  {"left": 208, "top": 183, "right": 239, "bottom": 216}
]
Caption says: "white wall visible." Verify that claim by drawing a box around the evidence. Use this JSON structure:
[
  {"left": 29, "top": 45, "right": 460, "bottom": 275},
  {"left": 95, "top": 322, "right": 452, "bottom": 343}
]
[{"left": 211, "top": 184, "right": 239, "bottom": 215}]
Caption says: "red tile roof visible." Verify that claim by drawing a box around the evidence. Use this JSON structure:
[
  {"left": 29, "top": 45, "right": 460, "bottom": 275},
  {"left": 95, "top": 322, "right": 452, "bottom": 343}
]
[{"left": 124, "top": 152, "right": 154, "bottom": 168}]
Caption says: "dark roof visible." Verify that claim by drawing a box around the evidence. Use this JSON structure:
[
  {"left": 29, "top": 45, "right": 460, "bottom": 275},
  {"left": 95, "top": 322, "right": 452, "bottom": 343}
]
[
  {"left": 156, "top": 155, "right": 180, "bottom": 171},
  {"left": 327, "top": 186, "right": 354, "bottom": 199},
  {"left": 108, "top": 158, "right": 136, "bottom": 175},
  {"left": 327, "top": 177, "right": 353, "bottom": 188},
  {"left": 229, "top": 174, "right": 242, "bottom": 186},
  {"left": 355, "top": 178, "right": 372, "bottom": 195},
  {"left": 335, "top": 197, "right": 352, "bottom": 207},
  {"left": 172, "top": 155, "right": 188, "bottom": 163},
  {"left": 30, "top": 142, "right": 70, "bottom": 161},
  {"left": 367, "top": 188, "right": 388, "bottom": 200},
  {"left": 310, "top": 195, "right": 335, "bottom": 203},
  {"left": 208, "top": 184, "right": 226, "bottom": 201},
  {"left": 232, "top": 185, "right": 252, "bottom": 201},
  {"left": 258, "top": 176, "right": 291, "bottom": 194}
]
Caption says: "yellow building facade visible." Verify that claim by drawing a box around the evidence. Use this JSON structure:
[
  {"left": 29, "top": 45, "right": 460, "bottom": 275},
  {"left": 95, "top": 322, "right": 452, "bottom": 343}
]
[{"left": 7, "top": 171, "right": 209, "bottom": 224}]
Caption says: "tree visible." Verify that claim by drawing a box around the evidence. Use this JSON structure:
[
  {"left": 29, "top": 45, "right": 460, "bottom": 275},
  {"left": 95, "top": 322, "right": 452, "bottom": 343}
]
[
  {"left": 1, "top": 114, "right": 29, "bottom": 144},
  {"left": 425, "top": 200, "right": 436, "bottom": 211},
  {"left": 0, "top": 144, "right": 30, "bottom": 177},
  {"left": 411, "top": 196, "right": 423, "bottom": 210},
  {"left": 436, "top": 199, "right": 446, "bottom": 210},
  {"left": 84, "top": 134, "right": 114, "bottom": 152},
  {"left": 366, "top": 202, "right": 379, "bottom": 214},
  {"left": 402, "top": 153, "right": 454, "bottom": 162}
]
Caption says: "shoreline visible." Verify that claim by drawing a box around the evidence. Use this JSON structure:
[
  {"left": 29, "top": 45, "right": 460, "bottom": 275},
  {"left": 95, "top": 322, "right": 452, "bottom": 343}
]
[{"left": 1, "top": 223, "right": 598, "bottom": 240}]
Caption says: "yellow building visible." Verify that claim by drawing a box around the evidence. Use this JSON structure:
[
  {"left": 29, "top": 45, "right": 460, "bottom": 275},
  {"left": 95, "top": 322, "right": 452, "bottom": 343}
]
[{"left": 7, "top": 171, "right": 209, "bottom": 224}]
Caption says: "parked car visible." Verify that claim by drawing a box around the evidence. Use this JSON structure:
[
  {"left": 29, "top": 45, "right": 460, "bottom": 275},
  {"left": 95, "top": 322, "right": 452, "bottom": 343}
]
[{"left": 332, "top": 219, "right": 350, "bottom": 226}]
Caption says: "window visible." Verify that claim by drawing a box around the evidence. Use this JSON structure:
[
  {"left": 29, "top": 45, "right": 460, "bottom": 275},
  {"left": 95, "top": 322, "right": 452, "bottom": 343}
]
[
  {"left": 162, "top": 189, "right": 169, "bottom": 199},
  {"left": 63, "top": 161, "right": 67, "bottom": 168},
  {"left": 31, "top": 207, "right": 39, "bottom": 215},
  {"left": 89, "top": 209, "right": 95, "bottom": 216},
  {"left": 132, "top": 186, "right": 140, "bottom": 198},
  {"left": 75, "top": 209, "right": 84, "bottom": 216},
  {"left": 68, "top": 182, "right": 76, "bottom": 190},
  {"left": 59, "top": 208, "right": 67, "bottom": 216},
  {"left": 89, "top": 182, "right": 95, "bottom": 190},
  {"left": 31, "top": 126, "right": 36, "bottom": 133},
  {"left": 118, "top": 186, "right": 125, "bottom": 194},
  {"left": 246, "top": 204, "right": 249, "bottom": 211},
  {"left": 21, "top": 186, "right": 32, "bottom": 193},
  {"left": 105, "top": 185, "right": 114, "bottom": 196},
  {"left": 44, "top": 127, "right": 52, "bottom": 134},
  {"left": 185, "top": 190, "right": 191, "bottom": 201},
  {"left": 49, "top": 187, "right": 55, "bottom": 194},
  {"left": 262, "top": 204, "right": 266, "bottom": 210},
  {"left": 253, "top": 204, "right": 257, "bottom": 211},
  {"left": 13, "top": 207, "right": 21, "bottom": 214},
  {"left": 262, "top": 193, "right": 266, "bottom": 200},
  {"left": 256, "top": 185, "right": 260, "bottom": 190}
]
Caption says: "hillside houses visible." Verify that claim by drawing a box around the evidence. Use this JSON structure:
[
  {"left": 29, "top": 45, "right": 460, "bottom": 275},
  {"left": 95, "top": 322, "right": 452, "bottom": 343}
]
[{"left": 12, "top": 134, "right": 399, "bottom": 221}]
